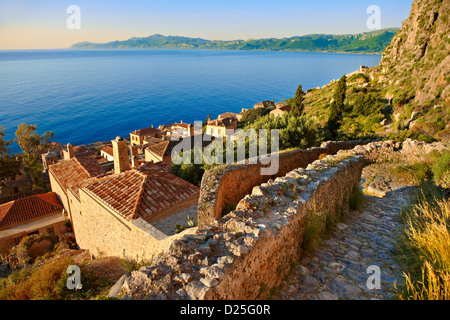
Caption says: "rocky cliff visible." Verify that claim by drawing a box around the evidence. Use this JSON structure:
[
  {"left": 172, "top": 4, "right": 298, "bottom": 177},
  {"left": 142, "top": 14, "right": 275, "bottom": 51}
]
[{"left": 373, "top": 0, "right": 449, "bottom": 138}]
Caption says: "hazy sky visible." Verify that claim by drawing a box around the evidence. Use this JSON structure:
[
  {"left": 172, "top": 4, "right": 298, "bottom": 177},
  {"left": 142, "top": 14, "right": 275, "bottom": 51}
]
[{"left": 0, "top": 0, "right": 413, "bottom": 50}]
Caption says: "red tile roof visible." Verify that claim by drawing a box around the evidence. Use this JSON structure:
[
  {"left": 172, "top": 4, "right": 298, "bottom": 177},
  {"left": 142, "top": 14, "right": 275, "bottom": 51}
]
[
  {"left": 0, "top": 192, "right": 63, "bottom": 229},
  {"left": 270, "top": 104, "right": 292, "bottom": 115},
  {"left": 48, "top": 156, "right": 106, "bottom": 195},
  {"left": 173, "top": 123, "right": 191, "bottom": 129},
  {"left": 146, "top": 135, "right": 214, "bottom": 159},
  {"left": 207, "top": 117, "right": 237, "bottom": 128},
  {"left": 82, "top": 162, "right": 199, "bottom": 222},
  {"left": 101, "top": 146, "right": 114, "bottom": 157},
  {"left": 131, "top": 127, "right": 160, "bottom": 136}
]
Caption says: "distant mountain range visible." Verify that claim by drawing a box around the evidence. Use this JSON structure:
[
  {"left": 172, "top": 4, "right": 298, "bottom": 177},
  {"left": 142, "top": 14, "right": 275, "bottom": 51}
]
[{"left": 71, "top": 28, "right": 399, "bottom": 54}]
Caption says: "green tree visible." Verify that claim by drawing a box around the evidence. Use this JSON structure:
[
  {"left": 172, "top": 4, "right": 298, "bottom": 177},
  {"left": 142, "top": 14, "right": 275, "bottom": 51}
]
[
  {"left": 333, "top": 75, "right": 347, "bottom": 115},
  {"left": 14, "top": 124, "right": 54, "bottom": 188},
  {"left": 240, "top": 108, "right": 270, "bottom": 124},
  {"left": 0, "top": 126, "right": 22, "bottom": 182},
  {"left": 353, "top": 92, "right": 385, "bottom": 116},
  {"left": 291, "top": 84, "right": 305, "bottom": 116},
  {"left": 247, "top": 113, "right": 324, "bottom": 150},
  {"left": 326, "top": 75, "right": 347, "bottom": 138}
]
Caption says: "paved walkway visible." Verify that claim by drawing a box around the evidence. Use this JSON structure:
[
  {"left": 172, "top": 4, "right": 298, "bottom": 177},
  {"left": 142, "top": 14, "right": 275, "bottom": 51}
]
[
  {"left": 276, "top": 166, "right": 416, "bottom": 300},
  {"left": 151, "top": 204, "right": 198, "bottom": 236}
]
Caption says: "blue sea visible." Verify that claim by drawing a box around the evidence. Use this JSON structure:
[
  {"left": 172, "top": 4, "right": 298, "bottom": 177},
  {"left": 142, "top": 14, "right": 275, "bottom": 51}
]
[{"left": 0, "top": 49, "right": 380, "bottom": 152}]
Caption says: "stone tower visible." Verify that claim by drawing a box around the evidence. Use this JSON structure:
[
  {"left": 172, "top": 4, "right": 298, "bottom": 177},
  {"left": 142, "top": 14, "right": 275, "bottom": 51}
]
[{"left": 112, "top": 136, "right": 130, "bottom": 174}]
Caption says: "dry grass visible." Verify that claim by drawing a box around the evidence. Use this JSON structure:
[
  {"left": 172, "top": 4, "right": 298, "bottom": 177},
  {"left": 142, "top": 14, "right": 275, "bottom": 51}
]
[{"left": 398, "top": 194, "right": 450, "bottom": 300}]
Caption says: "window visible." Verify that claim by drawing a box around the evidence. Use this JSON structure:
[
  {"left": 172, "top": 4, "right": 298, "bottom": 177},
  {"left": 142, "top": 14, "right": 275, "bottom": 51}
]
[
  {"left": 27, "top": 230, "right": 39, "bottom": 236},
  {"left": 46, "top": 227, "right": 54, "bottom": 235},
  {"left": 14, "top": 237, "right": 23, "bottom": 245}
]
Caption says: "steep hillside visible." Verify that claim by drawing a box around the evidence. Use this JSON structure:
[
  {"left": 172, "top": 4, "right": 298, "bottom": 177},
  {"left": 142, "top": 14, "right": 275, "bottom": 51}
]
[
  {"left": 300, "top": 0, "right": 449, "bottom": 142},
  {"left": 372, "top": 0, "right": 449, "bottom": 139}
]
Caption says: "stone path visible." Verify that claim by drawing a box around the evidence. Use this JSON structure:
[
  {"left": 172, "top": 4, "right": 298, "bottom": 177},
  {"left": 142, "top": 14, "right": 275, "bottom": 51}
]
[
  {"left": 151, "top": 204, "right": 198, "bottom": 236},
  {"left": 276, "top": 166, "right": 416, "bottom": 300}
]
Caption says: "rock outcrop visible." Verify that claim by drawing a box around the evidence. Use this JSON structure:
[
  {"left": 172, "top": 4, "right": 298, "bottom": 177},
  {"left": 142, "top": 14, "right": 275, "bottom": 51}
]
[{"left": 376, "top": 0, "right": 449, "bottom": 107}]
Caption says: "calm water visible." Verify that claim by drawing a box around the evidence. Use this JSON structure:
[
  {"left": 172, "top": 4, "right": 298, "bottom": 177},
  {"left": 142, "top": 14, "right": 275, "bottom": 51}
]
[{"left": 0, "top": 49, "right": 380, "bottom": 152}]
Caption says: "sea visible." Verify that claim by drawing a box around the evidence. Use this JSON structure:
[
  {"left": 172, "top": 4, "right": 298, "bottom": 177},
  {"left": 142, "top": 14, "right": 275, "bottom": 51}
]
[{"left": 0, "top": 49, "right": 381, "bottom": 152}]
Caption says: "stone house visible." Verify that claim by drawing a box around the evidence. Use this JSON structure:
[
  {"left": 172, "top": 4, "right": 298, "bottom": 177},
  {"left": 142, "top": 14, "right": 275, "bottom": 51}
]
[
  {"left": 171, "top": 122, "right": 194, "bottom": 139},
  {"left": 0, "top": 170, "right": 33, "bottom": 200},
  {"left": 62, "top": 143, "right": 96, "bottom": 160},
  {"left": 100, "top": 146, "right": 114, "bottom": 162},
  {"left": 0, "top": 192, "right": 67, "bottom": 255},
  {"left": 49, "top": 136, "right": 200, "bottom": 261},
  {"left": 144, "top": 135, "right": 213, "bottom": 164},
  {"left": 270, "top": 104, "right": 292, "bottom": 117},
  {"left": 205, "top": 117, "right": 238, "bottom": 138},
  {"left": 130, "top": 126, "right": 162, "bottom": 146},
  {"left": 41, "top": 151, "right": 59, "bottom": 172}
]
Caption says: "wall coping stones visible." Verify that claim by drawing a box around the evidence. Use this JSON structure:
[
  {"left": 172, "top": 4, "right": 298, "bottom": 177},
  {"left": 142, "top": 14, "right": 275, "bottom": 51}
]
[{"left": 112, "top": 149, "right": 366, "bottom": 300}]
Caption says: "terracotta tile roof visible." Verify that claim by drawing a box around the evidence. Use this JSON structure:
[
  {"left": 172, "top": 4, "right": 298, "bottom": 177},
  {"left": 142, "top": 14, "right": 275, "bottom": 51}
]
[
  {"left": 48, "top": 156, "right": 106, "bottom": 195},
  {"left": 144, "top": 137, "right": 165, "bottom": 146},
  {"left": 146, "top": 141, "right": 170, "bottom": 158},
  {"left": 173, "top": 123, "right": 191, "bottom": 129},
  {"left": 270, "top": 104, "right": 292, "bottom": 115},
  {"left": 131, "top": 127, "right": 160, "bottom": 136},
  {"left": 0, "top": 189, "right": 45, "bottom": 205},
  {"left": 82, "top": 162, "right": 199, "bottom": 222},
  {"left": 101, "top": 146, "right": 114, "bottom": 157},
  {"left": 0, "top": 192, "right": 63, "bottom": 229},
  {"left": 207, "top": 117, "right": 237, "bottom": 128}
]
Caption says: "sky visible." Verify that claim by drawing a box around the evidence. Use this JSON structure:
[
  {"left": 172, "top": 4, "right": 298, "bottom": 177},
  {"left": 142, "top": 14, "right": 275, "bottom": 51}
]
[{"left": 0, "top": 0, "right": 413, "bottom": 50}]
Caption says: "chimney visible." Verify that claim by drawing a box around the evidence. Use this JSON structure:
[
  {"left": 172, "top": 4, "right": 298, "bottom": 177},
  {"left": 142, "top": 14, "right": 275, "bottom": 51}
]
[
  {"left": 64, "top": 143, "right": 74, "bottom": 160},
  {"left": 180, "top": 120, "right": 183, "bottom": 124},
  {"left": 112, "top": 136, "right": 130, "bottom": 174},
  {"left": 131, "top": 156, "right": 139, "bottom": 168}
]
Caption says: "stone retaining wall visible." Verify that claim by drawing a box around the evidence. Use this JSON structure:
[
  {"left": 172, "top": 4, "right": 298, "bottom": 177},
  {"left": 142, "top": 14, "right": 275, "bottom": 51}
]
[
  {"left": 115, "top": 151, "right": 365, "bottom": 300},
  {"left": 197, "top": 140, "right": 372, "bottom": 228}
]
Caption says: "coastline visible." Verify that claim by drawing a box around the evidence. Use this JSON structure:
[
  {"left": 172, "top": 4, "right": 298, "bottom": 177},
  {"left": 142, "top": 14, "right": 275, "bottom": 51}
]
[{"left": 66, "top": 47, "right": 384, "bottom": 56}]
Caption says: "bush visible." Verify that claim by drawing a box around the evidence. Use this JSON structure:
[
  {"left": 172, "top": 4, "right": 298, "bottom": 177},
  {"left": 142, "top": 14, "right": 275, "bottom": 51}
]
[
  {"left": 240, "top": 108, "right": 270, "bottom": 124},
  {"left": 396, "top": 162, "right": 432, "bottom": 184},
  {"left": 432, "top": 150, "right": 450, "bottom": 188},
  {"left": 353, "top": 92, "right": 385, "bottom": 116},
  {"left": 0, "top": 257, "right": 73, "bottom": 300},
  {"left": 248, "top": 113, "right": 324, "bottom": 150}
]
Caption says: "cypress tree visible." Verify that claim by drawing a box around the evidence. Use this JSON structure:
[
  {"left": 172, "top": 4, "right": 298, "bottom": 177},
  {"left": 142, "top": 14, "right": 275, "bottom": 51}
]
[
  {"left": 291, "top": 84, "right": 305, "bottom": 117},
  {"left": 327, "top": 75, "right": 347, "bottom": 138}
]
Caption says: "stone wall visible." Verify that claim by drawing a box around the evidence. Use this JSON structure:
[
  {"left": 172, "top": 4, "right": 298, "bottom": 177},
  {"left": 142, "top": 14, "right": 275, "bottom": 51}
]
[
  {"left": 114, "top": 151, "right": 365, "bottom": 300},
  {"left": 68, "top": 189, "right": 196, "bottom": 262},
  {"left": 197, "top": 139, "right": 372, "bottom": 228}
]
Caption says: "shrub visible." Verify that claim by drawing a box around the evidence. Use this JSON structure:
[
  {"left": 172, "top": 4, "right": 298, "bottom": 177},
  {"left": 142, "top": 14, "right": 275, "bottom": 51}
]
[
  {"left": 353, "top": 92, "right": 385, "bottom": 116},
  {"left": 240, "top": 108, "right": 270, "bottom": 124},
  {"left": 432, "top": 150, "right": 450, "bottom": 188},
  {"left": 396, "top": 162, "right": 432, "bottom": 184},
  {"left": 0, "top": 257, "right": 73, "bottom": 300}
]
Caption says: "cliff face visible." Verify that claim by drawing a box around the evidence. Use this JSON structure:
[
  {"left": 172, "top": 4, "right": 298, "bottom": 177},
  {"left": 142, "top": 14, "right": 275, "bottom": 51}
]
[{"left": 375, "top": 0, "right": 449, "bottom": 110}]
